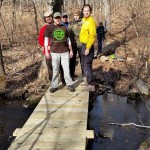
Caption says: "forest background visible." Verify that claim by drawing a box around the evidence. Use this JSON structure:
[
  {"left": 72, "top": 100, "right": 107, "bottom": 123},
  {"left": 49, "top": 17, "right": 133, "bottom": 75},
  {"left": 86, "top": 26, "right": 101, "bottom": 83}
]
[{"left": 0, "top": 0, "right": 149, "bottom": 101}]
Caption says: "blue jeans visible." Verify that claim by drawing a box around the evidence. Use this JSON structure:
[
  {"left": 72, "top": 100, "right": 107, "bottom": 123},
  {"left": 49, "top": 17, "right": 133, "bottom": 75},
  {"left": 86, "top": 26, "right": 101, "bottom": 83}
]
[{"left": 51, "top": 52, "right": 73, "bottom": 88}]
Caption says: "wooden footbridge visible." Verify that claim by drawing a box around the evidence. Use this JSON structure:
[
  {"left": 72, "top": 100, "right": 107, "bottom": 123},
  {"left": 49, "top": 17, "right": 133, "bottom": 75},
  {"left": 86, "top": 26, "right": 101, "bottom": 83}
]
[{"left": 8, "top": 78, "right": 94, "bottom": 150}]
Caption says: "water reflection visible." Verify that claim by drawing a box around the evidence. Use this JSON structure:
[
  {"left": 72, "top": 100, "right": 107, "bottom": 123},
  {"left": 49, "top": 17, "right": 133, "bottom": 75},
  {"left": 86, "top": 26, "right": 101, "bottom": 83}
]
[{"left": 87, "top": 93, "right": 150, "bottom": 150}]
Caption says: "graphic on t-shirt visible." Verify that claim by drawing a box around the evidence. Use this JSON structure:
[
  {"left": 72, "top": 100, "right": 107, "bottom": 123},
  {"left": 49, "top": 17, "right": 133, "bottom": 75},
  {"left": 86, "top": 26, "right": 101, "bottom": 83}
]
[{"left": 53, "top": 29, "right": 65, "bottom": 41}]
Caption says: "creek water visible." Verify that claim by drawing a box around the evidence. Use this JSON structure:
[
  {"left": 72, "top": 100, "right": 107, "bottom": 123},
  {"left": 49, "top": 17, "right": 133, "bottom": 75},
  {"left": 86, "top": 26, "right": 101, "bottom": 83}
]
[
  {"left": 0, "top": 100, "right": 34, "bottom": 150},
  {"left": 0, "top": 93, "right": 150, "bottom": 150},
  {"left": 87, "top": 93, "right": 150, "bottom": 150}
]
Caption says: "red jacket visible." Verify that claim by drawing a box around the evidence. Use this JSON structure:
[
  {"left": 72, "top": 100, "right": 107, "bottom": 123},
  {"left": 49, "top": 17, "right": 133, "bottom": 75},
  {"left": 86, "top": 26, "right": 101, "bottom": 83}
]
[{"left": 38, "top": 25, "right": 50, "bottom": 54}]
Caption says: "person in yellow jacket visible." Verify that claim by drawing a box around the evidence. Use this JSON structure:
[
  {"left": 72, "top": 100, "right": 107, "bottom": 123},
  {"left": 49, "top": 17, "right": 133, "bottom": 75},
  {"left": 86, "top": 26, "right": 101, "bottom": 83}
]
[{"left": 79, "top": 4, "right": 96, "bottom": 84}]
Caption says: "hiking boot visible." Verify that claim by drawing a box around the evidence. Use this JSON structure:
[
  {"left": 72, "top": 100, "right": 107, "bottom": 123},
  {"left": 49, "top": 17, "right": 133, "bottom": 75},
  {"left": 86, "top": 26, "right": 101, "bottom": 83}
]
[
  {"left": 67, "top": 85, "right": 75, "bottom": 92},
  {"left": 50, "top": 88, "right": 58, "bottom": 93}
]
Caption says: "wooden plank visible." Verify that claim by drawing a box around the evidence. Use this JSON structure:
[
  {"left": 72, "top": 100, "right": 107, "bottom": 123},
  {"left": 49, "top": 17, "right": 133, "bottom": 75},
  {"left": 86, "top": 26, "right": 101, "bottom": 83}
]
[
  {"left": 9, "top": 140, "right": 85, "bottom": 150},
  {"left": 34, "top": 106, "right": 87, "bottom": 113},
  {"left": 86, "top": 130, "right": 94, "bottom": 139},
  {"left": 8, "top": 142, "right": 85, "bottom": 150},
  {"left": 39, "top": 93, "right": 87, "bottom": 104},
  {"left": 26, "top": 111, "right": 87, "bottom": 121},
  {"left": 14, "top": 126, "right": 88, "bottom": 137},
  {"left": 34, "top": 104, "right": 88, "bottom": 112},
  {"left": 38, "top": 98, "right": 87, "bottom": 105},
  {"left": 14, "top": 133, "right": 87, "bottom": 141},
  {"left": 13, "top": 128, "right": 22, "bottom": 137},
  {"left": 9, "top": 147, "right": 83, "bottom": 150},
  {"left": 35, "top": 103, "right": 88, "bottom": 108},
  {"left": 22, "top": 119, "right": 86, "bottom": 126},
  {"left": 9, "top": 80, "right": 89, "bottom": 150}
]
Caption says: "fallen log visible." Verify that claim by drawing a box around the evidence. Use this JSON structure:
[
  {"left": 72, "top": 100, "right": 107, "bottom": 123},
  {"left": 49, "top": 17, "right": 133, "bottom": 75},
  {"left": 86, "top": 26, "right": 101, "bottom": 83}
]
[{"left": 97, "top": 40, "right": 120, "bottom": 58}]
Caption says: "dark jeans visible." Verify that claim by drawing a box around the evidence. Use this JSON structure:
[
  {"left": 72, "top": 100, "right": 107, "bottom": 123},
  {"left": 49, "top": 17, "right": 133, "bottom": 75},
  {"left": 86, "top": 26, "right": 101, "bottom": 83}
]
[
  {"left": 77, "top": 46, "right": 84, "bottom": 75},
  {"left": 46, "top": 58, "right": 52, "bottom": 81},
  {"left": 70, "top": 45, "right": 77, "bottom": 78},
  {"left": 97, "top": 38, "right": 103, "bottom": 53},
  {"left": 81, "top": 43, "right": 94, "bottom": 83}
]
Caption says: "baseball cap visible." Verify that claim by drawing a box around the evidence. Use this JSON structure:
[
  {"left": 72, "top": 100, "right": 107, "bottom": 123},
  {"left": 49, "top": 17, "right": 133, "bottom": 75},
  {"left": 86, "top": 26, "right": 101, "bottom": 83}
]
[
  {"left": 44, "top": 11, "right": 52, "bottom": 17},
  {"left": 53, "top": 12, "right": 61, "bottom": 18},
  {"left": 62, "top": 13, "right": 68, "bottom": 18}
]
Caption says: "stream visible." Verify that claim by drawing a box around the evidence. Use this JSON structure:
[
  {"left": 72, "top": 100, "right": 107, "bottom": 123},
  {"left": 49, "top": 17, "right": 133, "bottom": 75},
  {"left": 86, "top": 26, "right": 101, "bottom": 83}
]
[
  {"left": 87, "top": 93, "right": 150, "bottom": 150},
  {"left": 0, "top": 92, "right": 150, "bottom": 150},
  {"left": 0, "top": 100, "right": 34, "bottom": 150}
]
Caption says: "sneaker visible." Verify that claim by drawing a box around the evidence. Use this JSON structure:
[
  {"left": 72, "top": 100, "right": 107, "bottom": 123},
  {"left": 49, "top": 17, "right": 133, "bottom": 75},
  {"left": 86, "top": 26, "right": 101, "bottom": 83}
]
[
  {"left": 67, "top": 85, "right": 75, "bottom": 92},
  {"left": 50, "top": 88, "right": 58, "bottom": 93}
]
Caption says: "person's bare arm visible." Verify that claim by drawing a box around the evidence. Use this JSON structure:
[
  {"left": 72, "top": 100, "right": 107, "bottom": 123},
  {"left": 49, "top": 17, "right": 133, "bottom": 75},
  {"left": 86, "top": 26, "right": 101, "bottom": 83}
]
[
  {"left": 67, "top": 37, "right": 73, "bottom": 58},
  {"left": 44, "top": 37, "right": 50, "bottom": 59}
]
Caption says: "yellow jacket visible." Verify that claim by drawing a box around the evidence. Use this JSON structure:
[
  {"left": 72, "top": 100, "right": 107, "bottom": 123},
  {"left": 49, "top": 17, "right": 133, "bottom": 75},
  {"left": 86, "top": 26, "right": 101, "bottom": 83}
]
[{"left": 79, "top": 16, "right": 96, "bottom": 49}]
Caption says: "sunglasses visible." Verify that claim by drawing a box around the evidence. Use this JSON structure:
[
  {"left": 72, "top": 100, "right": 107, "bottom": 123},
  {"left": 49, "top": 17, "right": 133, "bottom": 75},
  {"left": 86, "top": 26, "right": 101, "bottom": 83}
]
[{"left": 62, "top": 15, "right": 68, "bottom": 18}]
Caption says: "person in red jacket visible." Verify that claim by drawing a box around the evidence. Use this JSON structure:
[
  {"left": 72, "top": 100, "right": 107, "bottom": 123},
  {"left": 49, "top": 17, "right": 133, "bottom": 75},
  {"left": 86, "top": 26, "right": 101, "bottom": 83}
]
[{"left": 38, "top": 11, "right": 53, "bottom": 80}]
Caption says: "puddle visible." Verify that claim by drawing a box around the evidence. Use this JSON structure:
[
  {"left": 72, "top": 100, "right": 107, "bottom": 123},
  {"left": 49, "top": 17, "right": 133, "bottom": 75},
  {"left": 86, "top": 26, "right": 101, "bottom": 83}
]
[{"left": 87, "top": 93, "right": 150, "bottom": 150}]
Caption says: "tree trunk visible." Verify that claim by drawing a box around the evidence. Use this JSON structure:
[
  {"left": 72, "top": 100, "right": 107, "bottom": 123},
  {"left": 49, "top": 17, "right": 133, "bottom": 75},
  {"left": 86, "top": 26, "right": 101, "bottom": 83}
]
[
  {"left": 11, "top": 0, "right": 16, "bottom": 44},
  {"left": 0, "top": 45, "right": 6, "bottom": 90},
  {"left": 19, "top": 0, "right": 23, "bottom": 15},
  {"left": 32, "top": 1, "right": 39, "bottom": 36},
  {"left": 0, "top": 1, "right": 12, "bottom": 46},
  {"left": 53, "top": 0, "right": 63, "bottom": 12},
  {"left": 103, "top": 0, "right": 111, "bottom": 31},
  {"left": 0, "top": 45, "right": 5, "bottom": 76}
]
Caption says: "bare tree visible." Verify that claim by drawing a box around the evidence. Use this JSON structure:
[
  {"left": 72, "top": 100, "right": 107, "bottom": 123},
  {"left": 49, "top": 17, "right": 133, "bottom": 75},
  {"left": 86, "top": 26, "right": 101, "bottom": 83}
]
[
  {"left": 0, "top": 44, "right": 6, "bottom": 90},
  {"left": 0, "top": 0, "right": 12, "bottom": 46},
  {"left": 11, "top": 0, "right": 16, "bottom": 44},
  {"left": 32, "top": 0, "right": 39, "bottom": 36},
  {"left": 53, "top": 0, "right": 63, "bottom": 12},
  {"left": 0, "top": 45, "right": 5, "bottom": 76},
  {"left": 103, "top": 0, "right": 111, "bottom": 31}
]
